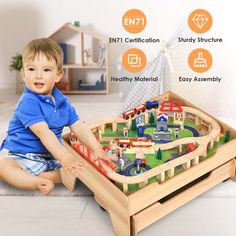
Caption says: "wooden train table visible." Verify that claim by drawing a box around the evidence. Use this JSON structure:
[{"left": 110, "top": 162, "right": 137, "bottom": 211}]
[{"left": 61, "top": 91, "right": 236, "bottom": 236}]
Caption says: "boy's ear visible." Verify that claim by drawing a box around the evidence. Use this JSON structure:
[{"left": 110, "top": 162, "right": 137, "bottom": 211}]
[
  {"left": 21, "top": 68, "right": 26, "bottom": 82},
  {"left": 56, "top": 70, "right": 64, "bottom": 83}
]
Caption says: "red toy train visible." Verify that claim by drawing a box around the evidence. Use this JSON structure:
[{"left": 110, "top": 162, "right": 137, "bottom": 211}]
[
  {"left": 122, "top": 100, "right": 159, "bottom": 120},
  {"left": 115, "top": 138, "right": 152, "bottom": 149}
]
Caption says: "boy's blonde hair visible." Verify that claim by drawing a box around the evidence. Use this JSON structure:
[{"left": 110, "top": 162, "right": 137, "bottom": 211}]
[{"left": 22, "top": 38, "right": 63, "bottom": 71}]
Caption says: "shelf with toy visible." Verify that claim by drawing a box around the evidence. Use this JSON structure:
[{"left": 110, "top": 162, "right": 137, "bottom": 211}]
[{"left": 49, "top": 22, "right": 109, "bottom": 94}]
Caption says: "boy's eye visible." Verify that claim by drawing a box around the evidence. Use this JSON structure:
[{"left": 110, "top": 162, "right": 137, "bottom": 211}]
[
  {"left": 28, "top": 67, "right": 35, "bottom": 71},
  {"left": 44, "top": 68, "right": 51, "bottom": 72}
]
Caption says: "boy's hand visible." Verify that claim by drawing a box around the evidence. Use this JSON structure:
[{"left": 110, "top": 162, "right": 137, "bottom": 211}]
[
  {"left": 92, "top": 147, "right": 118, "bottom": 162},
  {"left": 60, "top": 154, "right": 85, "bottom": 172}
]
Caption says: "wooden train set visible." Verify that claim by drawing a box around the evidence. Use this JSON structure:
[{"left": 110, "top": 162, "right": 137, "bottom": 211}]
[{"left": 61, "top": 91, "right": 236, "bottom": 236}]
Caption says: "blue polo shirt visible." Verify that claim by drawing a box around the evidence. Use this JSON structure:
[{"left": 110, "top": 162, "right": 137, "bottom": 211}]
[{"left": 0, "top": 87, "right": 79, "bottom": 154}]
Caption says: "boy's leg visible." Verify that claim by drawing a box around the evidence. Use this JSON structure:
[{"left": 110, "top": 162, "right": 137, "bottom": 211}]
[
  {"left": 0, "top": 158, "right": 54, "bottom": 195},
  {"left": 39, "top": 170, "right": 62, "bottom": 184}
]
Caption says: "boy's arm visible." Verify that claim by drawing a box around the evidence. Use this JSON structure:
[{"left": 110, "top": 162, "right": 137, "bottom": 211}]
[
  {"left": 29, "top": 122, "right": 84, "bottom": 170},
  {"left": 70, "top": 120, "right": 117, "bottom": 161}
]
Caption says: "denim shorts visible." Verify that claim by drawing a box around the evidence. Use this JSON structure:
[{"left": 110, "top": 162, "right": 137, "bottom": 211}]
[{"left": 8, "top": 152, "right": 62, "bottom": 175}]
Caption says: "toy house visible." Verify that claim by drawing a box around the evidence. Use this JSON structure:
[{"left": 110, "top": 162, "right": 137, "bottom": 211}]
[
  {"left": 173, "top": 112, "right": 185, "bottom": 123},
  {"left": 156, "top": 113, "right": 168, "bottom": 131},
  {"left": 49, "top": 22, "right": 109, "bottom": 94}
]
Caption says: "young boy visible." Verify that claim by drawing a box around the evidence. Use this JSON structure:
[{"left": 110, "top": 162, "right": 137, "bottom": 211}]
[{"left": 0, "top": 38, "right": 115, "bottom": 195}]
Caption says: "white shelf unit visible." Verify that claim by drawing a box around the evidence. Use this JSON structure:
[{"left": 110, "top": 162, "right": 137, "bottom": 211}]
[{"left": 49, "top": 23, "right": 109, "bottom": 94}]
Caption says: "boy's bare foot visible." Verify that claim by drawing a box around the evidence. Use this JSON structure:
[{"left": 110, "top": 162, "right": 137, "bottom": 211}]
[
  {"left": 37, "top": 178, "right": 54, "bottom": 195},
  {"left": 39, "top": 170, "right": 62, "bottom": 184}
]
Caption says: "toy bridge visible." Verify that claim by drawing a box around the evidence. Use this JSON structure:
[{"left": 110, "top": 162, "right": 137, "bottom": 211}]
[{"left": 160, "top": 100, "right": 183, "bottom": 112}]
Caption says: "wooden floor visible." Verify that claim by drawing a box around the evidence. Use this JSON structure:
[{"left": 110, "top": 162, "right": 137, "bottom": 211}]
[{"left": 0, "top": 88, "right": 236, "bottom": 236}]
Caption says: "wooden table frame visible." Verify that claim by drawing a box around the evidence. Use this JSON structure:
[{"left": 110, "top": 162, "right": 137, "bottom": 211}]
[{"left": 61, "top": 91, "right": 236, "bottom": 236}]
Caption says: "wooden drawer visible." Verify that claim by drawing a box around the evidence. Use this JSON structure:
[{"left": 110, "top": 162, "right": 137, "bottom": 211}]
[{"left": 131, "top": 160, "right": 235, "bottom": 235}]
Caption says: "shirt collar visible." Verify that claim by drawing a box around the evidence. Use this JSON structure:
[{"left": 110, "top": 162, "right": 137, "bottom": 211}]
[{"left": 24, "top": 86, "right": 66, "bottom": 107}]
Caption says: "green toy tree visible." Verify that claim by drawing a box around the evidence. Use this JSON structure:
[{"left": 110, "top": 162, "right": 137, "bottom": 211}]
[
  {"left": 156, "top": 148, "right": 162, "bottom": 160},
  {"left": 224, "top": 130, "right": 230, "bottom": 143},
  {"left": 131, "top": 119, "right": 137, "bottom": 131},
  {"left": 149, "top": 113, "right": 155, "bottom": 124}
]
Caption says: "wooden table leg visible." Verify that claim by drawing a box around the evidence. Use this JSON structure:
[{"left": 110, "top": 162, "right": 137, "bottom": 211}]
[
  {"left": 109, "top": 210, "right": 131, "bottom": 236},
  {"left": 230, "top": 158, "right": 236, "bottom": 182},
  {"left": 95, "top": 195, "right": 131, "bottom": 236},
  {"left": 60, "top": 168, "right": 77, "bottom": 192}
]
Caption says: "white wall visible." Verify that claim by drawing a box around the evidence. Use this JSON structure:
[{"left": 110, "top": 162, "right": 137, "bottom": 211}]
[{"left": 0, "top": 0, "right": 235, "bottom": 120}]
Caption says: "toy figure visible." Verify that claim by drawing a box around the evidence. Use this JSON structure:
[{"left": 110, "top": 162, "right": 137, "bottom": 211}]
[
  {"left": 175, "top": 128, "right": 179, "bottom": 139},
  {"left": 84, "top": 48, "right": 93, "bottom": 65}
]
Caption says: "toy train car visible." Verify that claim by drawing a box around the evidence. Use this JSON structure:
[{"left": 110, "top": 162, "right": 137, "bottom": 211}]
[
  {"left": 123, "top": 100, "right": 159, "bottom": 120},
  {"left": 116, "top": 138, "right": 152, "bottom": 149},
  {"left": 117, "top": 139, "right": 132, "bottom": 148},
  {"left": 146, "top": 100, "right": 159, "bottom": 110}
]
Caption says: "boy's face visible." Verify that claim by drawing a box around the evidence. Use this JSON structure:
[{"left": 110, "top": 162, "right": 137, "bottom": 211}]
[{"left": 21, "top": 53, "right": 63, "bottom": 96}]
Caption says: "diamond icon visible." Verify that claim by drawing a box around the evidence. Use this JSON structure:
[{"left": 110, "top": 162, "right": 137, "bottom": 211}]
[{"left": 192, "top": 14, "right": 208, "bottom": 29}]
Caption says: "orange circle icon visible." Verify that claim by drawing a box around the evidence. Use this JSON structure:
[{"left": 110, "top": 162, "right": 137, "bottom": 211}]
[
  {"left": 122, "top": 48, "right": 147, "bottom": 73},
  {"left": 188, "top": 48, "right": 212, "bottom": 73},
  {"left": 188, "top": 9, "right": 212, "bottom": 33},
  {"left": 122, "top": 9, "right": 147, "bottom": 33}
]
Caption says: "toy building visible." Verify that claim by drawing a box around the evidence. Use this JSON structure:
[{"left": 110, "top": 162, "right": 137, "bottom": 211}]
[{"left": 156, "top": 113, "right": 168, "bottom": 131}]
